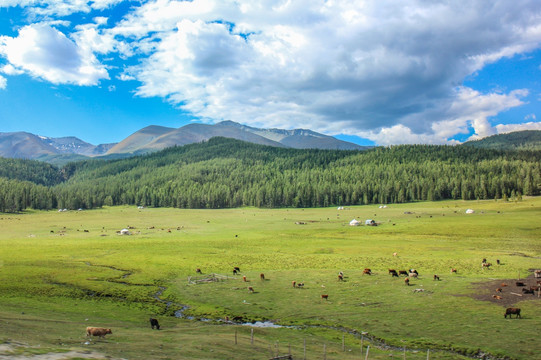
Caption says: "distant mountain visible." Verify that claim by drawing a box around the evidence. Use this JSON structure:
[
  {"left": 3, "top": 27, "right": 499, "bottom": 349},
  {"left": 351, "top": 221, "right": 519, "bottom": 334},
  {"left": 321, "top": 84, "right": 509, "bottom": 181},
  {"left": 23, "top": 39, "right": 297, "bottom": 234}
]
[
  {"left": 0, "top": 132, "right": 60, "bottom": 159},
  {"left": 107, "top": 121, "right": 366, "bottom": 154},
  {"left": 462, "top": 130, "right": 541, "bottom": 150},
  {"left": 0, "top": 132, "right": 114, "bottom": 160}
]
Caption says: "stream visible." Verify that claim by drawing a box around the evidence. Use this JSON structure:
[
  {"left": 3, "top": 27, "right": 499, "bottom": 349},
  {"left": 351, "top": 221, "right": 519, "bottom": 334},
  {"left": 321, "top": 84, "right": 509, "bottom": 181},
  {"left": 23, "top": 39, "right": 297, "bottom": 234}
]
[{"left": 81, "top": 262, "right": 508, "bottom": 360}]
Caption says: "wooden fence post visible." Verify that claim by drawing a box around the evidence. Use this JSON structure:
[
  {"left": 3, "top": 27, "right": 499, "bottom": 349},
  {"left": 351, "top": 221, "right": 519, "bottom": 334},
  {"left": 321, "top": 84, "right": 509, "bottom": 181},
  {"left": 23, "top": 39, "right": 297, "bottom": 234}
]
[
  {"left": 365, "top": 345, "right": 370, "bottom": 360},
  {"left": 250, "top": 328, "right": 253, "bottom": 345},
  {"left": 427, "top": 349, "right": 430, "bottom": 360},
  {"left": 403, "top": 346, "right": 406, "bottom": 360}
]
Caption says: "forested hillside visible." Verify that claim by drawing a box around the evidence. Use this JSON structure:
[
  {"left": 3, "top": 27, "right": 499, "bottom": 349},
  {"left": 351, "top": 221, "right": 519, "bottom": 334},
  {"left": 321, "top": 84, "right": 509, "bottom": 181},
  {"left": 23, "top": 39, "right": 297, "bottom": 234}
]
[
  {"left": 1, "top": 137, "right": 540, "bottom": 212},
  {"left": 462, "top": 130, "right": 541, "bottom": 150}
]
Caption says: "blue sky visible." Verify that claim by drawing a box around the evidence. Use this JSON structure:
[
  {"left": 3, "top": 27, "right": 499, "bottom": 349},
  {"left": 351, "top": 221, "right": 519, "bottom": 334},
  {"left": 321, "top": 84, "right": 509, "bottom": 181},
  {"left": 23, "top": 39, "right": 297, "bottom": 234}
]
[{"left": 1, "top": 1, "right": 540, "bottom": 146}]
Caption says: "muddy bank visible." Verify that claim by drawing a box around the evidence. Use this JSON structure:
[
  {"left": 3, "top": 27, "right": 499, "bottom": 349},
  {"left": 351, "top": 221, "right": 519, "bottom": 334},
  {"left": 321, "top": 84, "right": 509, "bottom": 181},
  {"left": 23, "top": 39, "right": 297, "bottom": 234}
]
[{"left": 470, "top": 273, "right": 540, "bottom": 307}]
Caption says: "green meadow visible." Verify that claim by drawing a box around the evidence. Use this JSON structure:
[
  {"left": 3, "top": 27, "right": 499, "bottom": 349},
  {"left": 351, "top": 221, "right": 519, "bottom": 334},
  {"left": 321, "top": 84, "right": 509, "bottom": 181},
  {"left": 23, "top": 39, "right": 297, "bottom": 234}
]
[{"left": 0, "top": 198, "right": 540, "bottom": 359}]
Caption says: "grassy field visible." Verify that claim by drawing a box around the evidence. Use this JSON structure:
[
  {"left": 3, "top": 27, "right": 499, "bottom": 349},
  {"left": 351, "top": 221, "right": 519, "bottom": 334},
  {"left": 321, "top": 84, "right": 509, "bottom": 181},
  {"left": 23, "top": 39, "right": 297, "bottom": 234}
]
[{"left": 0, "top": 198, "right": 540, "bottom": 359}]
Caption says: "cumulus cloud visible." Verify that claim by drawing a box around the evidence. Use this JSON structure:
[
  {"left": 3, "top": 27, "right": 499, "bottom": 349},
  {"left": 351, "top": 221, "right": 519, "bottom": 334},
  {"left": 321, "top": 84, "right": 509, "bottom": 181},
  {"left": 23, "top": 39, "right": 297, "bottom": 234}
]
[
  {"left": 108, "top": 0, "right": 541, "bottom": 143},
  {"left": 2, "top": 0, "right": 541, "bottom": 144},
  {"left": 496, "top": 121, "right": 541, "bottom": 134},
  {"left": 0, "top": 75, "right": 6, "bottom": 89},
  {"left": 0, "top": 23, "right": 108, "bottom": 85}
]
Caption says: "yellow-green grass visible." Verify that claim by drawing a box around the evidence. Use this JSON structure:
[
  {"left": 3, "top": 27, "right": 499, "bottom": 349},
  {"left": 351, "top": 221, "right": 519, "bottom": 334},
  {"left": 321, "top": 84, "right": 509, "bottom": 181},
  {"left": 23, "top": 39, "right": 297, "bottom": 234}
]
[{"left": 0, "top": 198, "right": 540, "bottom": 359}]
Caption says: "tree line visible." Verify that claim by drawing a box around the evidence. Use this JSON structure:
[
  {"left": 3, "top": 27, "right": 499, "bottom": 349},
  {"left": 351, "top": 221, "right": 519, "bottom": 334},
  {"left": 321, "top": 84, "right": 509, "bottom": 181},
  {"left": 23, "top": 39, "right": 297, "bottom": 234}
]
[{"left": 0, "top": 137, "right": 540, "bottom": 212}]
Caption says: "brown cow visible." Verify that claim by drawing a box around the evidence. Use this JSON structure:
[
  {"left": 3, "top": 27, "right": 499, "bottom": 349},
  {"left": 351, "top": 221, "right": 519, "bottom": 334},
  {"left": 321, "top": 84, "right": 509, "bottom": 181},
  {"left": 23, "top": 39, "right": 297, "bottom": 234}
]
[
  {"left": 482, "top": 263, "right": 491, "bottom": 269},
  {"left": 196, "top": 268, "right": 202, "bottom": 274},
  {"left": 363, "top": 268, "right": 372, "bottom": 275},
  {"left": 522, "top": 288, "right": 534, "bottom": 295},
  {"left": 321, "top": 294, "right": 329, "bottom": 300},
  {"left": 242, "top": 276, "right": 247, "bottom": 282},
  {"left": 297, "top": 282, "right": 304, "bottom": 288},
  {"left": 450, "top": 268, "right": 457, "bottom": 273},
  {"left": 338, "top": 274, "right": 344, "bottom": 281},
  {"left": 292, "top": 281, "right": 296, "bottom": 288},
  {"left": 398, "top": 270, "right": 408, "bottom": 276},
  {"left": 501, "top": 283, "right": 508, "bottom": 287},
  {"left": 389, "top": 269, "right": 398, "bottom": 277},
  {"left": 433, "top": 274, "right": 440, "bottom": 281},
  {"left": 86, "top": 327, "right": 112, "bottom": 338},
  {"left": 248, "top": 286, "right": 254, "bottom": 293},
  {"left": 515, "top": 281, "right": 525, "bottom": 287},
  {"left": 504, "top": 308, "right": 521, "bottom": 319},
  {"left": 260, "top": 273, "right": 265, "bottom": 281},
  {"left": 496, "top": 288, "right": 502, "bottom": 292},
  {"left": 404, "top": 277, "right": 410, "bottom": 286},
  {"left": 492, "top": 295, "right": 502, "bottom": 300}
]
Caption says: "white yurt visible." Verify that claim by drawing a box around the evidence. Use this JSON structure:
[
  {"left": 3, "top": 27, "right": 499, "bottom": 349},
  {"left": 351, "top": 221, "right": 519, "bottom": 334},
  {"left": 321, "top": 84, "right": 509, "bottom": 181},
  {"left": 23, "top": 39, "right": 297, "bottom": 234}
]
[{"left": 349, "top": 219, "right": 360, "bottom": 226}]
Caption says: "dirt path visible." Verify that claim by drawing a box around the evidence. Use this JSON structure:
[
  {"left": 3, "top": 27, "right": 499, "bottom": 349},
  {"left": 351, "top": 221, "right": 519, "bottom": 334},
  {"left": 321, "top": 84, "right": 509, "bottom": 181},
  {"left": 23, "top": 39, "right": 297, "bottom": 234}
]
[{"left": 0, "top": 342, "right": 122, "bottom": 360}]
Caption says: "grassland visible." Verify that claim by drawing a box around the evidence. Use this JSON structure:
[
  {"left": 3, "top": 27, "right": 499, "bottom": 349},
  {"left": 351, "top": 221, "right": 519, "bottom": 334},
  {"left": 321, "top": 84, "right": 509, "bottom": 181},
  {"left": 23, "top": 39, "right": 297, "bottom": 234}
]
[{"left": 0, "top": 198, "right": 540, "bottom": 359}]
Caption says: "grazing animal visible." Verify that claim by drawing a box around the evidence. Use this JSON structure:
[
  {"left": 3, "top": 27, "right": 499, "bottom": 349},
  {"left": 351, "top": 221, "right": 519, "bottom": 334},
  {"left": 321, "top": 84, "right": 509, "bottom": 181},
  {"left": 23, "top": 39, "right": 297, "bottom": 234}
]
[
  {"left": 86, "top": 327, "right": 112, "bottom": 338},
  {"left": 338, "top": 274, "right": 344, "bottom": 281},
  {"left": 504, "top": 308, "right": 521, "bottom": 319},
  {"left": 196, "top": 268, "right": 202, "bottom": 274},
  {"left": 413, "top": 288, "right": 424, "bottom": 293},
  {"left": 321, "top": 294, "right": 329, "bottom": 300},
  {"left": 150, "top": 318, "right": 160, "bottom": 330},
  {"left": 451, "top": 268, "right": 457, "bottom": 273},
  {"left": 501, "top": 283, "right": 508, "bottom": 287},
  {"left": 408, "top": 272, "right": 418, "bottom": 278},
  {"left": 522, "top": 288, "right": 534, "bottom": 295},
  {"left": 482, "top": 258, "right": 487, "bottom": 264},
  {"left": 496, "top": 288, "right": 502, "bottom": 292},
  {"left": 482, "top": 263, "right": 491, "bottom": 269},
  {"left": 433, "top": 274, "right": 440, "bottom": 281},
  {"left": 393, "top": 252, "right": 397, "bottom": 257},
  {"left": 260, "top": 273, "right": 265, "bottom": 281},
  {"left": 234, "top": 267, "right": 240, "bottom": 272},
  {"left": 398, "top": 270, "right": 408, "bottom": 276},
  {"left": 388, "top": 269, "right": 397, "bottom": 275},
  {"left": 248, "top": 286, "right": 254, "bottom": 293},
  {"left": 297, "top": 282, "right": 304, "bottom": 288},
  {"left": 404, "top": 277, "right": 410, "bottom": 286},
  {"left": 292, "top": 281, "right": 296, "bottom": 288},
  {"left": 363, "top": 268, "right": 372, "bottom": 275},
  {"left": 515, "top": 281, "right": 525, "bottom": 287},
  {"left": 492, "top": 295, "right": 502, "bottom": 300},
  {"left": 338, "top": 271, "right": 344, "bottom": 277},
  {"left": 496, "top": 259, "right": 500, "bottom": 265},
  {"left": 242, "top": 276, "right": 247, "bottom": 282},
  {"left": 409, "top": 269, "right": 418, "bottom": 275},
  {"left": 233, "top": 269, "right": 238, "bottom": 275}
]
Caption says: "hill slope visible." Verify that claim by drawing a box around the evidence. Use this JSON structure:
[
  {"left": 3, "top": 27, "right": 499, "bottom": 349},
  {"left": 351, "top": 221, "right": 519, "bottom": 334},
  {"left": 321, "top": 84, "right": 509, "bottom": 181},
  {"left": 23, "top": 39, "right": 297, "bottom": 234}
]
[{"left": 462, "top": 130, "right": 541, "bottom": 150}]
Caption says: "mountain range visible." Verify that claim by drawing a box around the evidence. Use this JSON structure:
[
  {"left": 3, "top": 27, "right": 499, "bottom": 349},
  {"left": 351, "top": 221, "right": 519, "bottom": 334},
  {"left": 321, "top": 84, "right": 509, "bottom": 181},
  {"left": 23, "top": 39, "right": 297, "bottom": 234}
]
[{"left": 0, "top": 121, "right": 366, "bottom": 163}]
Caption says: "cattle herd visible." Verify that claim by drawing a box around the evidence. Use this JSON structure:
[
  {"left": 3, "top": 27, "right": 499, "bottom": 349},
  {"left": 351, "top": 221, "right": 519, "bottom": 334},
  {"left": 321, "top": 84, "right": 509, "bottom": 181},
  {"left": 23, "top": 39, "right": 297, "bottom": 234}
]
[{"left": 84, "top": 263, "right": 539, "bottom": 341}]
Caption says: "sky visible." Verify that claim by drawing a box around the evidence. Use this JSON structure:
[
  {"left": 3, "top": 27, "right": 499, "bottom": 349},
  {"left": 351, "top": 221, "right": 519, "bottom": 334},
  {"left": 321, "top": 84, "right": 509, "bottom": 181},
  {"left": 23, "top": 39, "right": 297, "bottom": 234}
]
[{"left": 0, "top": 1, "right": 541, "bottom": 146}]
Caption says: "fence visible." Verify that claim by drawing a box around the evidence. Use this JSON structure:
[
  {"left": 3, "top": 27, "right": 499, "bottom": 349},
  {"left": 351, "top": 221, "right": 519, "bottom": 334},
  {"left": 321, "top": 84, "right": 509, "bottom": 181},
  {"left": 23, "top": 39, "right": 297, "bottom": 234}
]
[{"left": 231, "top": 328, "right": 437, "bottom": 360}]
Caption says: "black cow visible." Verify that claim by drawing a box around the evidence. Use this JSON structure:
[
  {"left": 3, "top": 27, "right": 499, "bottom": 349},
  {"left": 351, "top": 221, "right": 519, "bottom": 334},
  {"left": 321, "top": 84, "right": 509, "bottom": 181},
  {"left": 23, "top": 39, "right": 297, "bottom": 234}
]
[
  {"left": 150, "top": 318, "right": 160, "bottom": 330},
  {"left": 504, "top": 308, "right": 521, "bottom": 319}
]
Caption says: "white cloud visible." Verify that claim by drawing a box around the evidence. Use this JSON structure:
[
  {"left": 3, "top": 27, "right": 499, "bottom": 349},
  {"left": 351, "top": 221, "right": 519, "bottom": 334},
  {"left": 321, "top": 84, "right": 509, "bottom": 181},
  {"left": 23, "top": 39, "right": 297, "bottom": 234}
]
[
  {"left": 106, "top": 0, "right": 541, "bottom": 144},
  {"left": 3, "top": 0, "right": 541, "bottom": 144},
  {"left": 1, "top": 23, "right": 108, "bottom": 85},
  {"left": 0, "top": 75, "right": 6, "bottom": 89},
  {"left": 524, "top": 113, "right": 536, "bottom": 121},
  {"left": 496, "top": 121, "right": 541, "bottom": 134}
]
